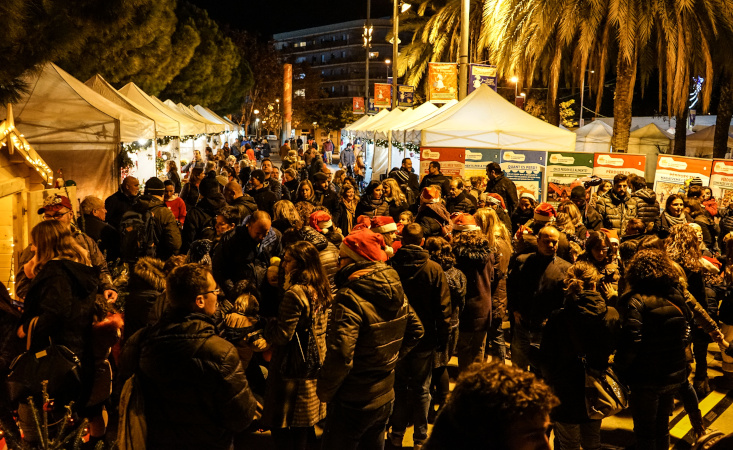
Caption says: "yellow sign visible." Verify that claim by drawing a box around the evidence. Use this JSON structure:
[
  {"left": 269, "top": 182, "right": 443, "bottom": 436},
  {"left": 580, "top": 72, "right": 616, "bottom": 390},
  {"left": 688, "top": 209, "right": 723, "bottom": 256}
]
[{"left": 428, "top": 63, "right": 458, "bottom": 102}]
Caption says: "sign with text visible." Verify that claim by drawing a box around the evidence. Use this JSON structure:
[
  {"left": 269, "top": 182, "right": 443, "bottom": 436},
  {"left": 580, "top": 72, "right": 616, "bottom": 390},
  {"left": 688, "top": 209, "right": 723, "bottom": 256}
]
[
  {"left": 367, "top": 98, "right": 378, "bottom": 115},
  {"left": 352, "top": 97, "right": 365, "bottom": 115},
  {"left": 428, "top": 63, "right": 458, "bottom": 102},
  {"left": 464, "top": 148, "right": 501, "bottom": 179},
  {"left": 419, "top": 147, "right": 465, "bottom": 178},
  {"left": 374, "top": 83, "right": 392, "bottom": 109},
  {"left": 397, "top": 85, "right": 415, "bottom": 108},
  {"left": 593, "top": 153, "right": 646, "bottom": 180},
  {"left": 468, "top": 64, "right": 498, "bottom": 93},
  {"left": 545, "top": 151, "right": 594, "bottom": 206},
  {"left": 710, "top": 159, "right": 733, "bottom": 208},
  {"left": 653, "top": 155, "right": 712, "bottom": 207},
  {"left": 501, "top": 150, "right": 547, "bottom": 202}
]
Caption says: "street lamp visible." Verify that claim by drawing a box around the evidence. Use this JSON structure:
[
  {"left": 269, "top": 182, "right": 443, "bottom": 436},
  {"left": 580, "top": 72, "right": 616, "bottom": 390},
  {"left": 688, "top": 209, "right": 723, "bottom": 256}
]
[
  {"left": 510, "top": 76, "right": 519, "bottom": 98},
  {"left": 579, "top": 69, "right": 595, "bottom": 127},
  {"left": 385, "top": 59, "right": 391, "bottom": 79},
  {"left": 253, "top": 109, "right": 260, "bottom": 138}
]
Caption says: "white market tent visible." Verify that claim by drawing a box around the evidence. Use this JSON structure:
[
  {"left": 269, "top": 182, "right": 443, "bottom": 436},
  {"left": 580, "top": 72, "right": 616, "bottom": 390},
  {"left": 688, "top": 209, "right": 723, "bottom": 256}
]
[
  {"left": 165, "top": 100, "right": 224, "bottom": 134},
  {"left": 398, "top": 100, "right": 459, "bottom": 144},
  {"left": 628, "top": 123, "right": 672, "bottom": 181},
  {"left": 120, "top": 83, "right": 205, "bottom": 137},
  {"left": 148, "top": 97, "right": 206, "bottom": 135},
  {"left": 1, "top": 63, "right": 156, "bottom": 200},
  {"left": 375, "top": 102, "right": 439, "bottom": 140},
  {"left": 685, "top": 125, "right": 733, "bottom": 157},
  {"left": 343, "top": 114, "right": 371, "bottom": 132},
  {"left": 417, "top": 85, "right": 576, "bottom": 150},
  {"left": 574, "top": 120, "right": 613, "bottom": 153},
  {"left": 194, "top": 105, "right": 231, "bottom": 132}
]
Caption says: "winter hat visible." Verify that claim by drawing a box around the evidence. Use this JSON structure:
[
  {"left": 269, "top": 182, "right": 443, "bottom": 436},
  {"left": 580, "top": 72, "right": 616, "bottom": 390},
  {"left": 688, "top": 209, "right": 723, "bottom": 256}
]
[
  {"left": 38, "top": 194, "right": 74, "bottom": 214},
  {"left": 144, "top": 177, "right": 165, "bottom": 196},
  {"left": 485, "top": 193, "right": 506, "bottom": 210},
  {"left": 600, "top": 228, "right": 619, "bottom": 244},
  {"left": 339, "top": 229, "right": 388, "bottom": 262},
  {"left": 313, "top": 172, "right": 329, "bottom": 183},
  {"left": 451, "top": 213, "right": 481, "bottom": 232},
  {"left": 520, "top": 192, "right": 536, "bottom": 202},
  {"left": 199, "top": 172, "right": 221, "bottom": 198},
  {"left": 250, "top": 169, "right": 266, "bottom": 184},
  {"left": 534, "top": 203, "right": 556, "bottom": 222},
  {"left": 309, "top": 210, "right": 333, "bottom": 233},
  {"left": 421, "top": 186, "right": 441, "bottom": 203},
  {"left": 216, "top": 175, "right": 229, "bottom": 188},
  {"left": 370, "top": 216, "right": 398, "bottom": 234},
  {"left": 688, "top": 176, "right": 704, "bottom": 187},
  {"left": 570, "top": 186, "right": 587, "bottom": 200},
  {"left": 390, "top": 169, "right": 409, "bottom": 185},
  {"left": 351, "top": 215, "right": 372, "bottom": 233}
]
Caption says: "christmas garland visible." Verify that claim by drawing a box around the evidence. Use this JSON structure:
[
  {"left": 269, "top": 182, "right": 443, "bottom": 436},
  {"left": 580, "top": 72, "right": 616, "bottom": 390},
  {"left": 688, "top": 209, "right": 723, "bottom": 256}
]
[{"left": 365, "top": 139, "right": 420, "bottom": 153}]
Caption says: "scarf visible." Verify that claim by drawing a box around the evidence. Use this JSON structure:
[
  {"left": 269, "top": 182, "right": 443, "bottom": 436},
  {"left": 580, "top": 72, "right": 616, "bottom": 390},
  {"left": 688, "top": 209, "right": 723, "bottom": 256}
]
[
  {"left": 343, "top": 198, "right": 357, "bottom": 231},
  {"left": 419, "top": 202, "right": 453, "bottom": 234},
  {"left": 664, "top": 211, "right": 687, "bottom": 227}
]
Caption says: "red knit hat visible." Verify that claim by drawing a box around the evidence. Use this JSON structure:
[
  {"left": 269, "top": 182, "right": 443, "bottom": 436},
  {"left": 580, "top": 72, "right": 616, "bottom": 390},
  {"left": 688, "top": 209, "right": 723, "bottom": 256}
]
[
  {"left": 371, "top": 216, "right": 397, "bottom": 234},
  {"left": 339, "top": 229, "right": 388, "bottom": 262},
  {"left": 309, "top": 210, "right": 333, "bottom": 233},
  {"left": 421, "top": 186, "right": 441, "bottom": 203},
  {"left": 451, "top": 212, "right": 480, "bottom": 232},
  {"left": 38, "top": 194, "right": 73, "bottom": 214},
  {"left": 351, "top": 215, "right": 372, "bottom": 233},
  {"left": 600, "top": 227, "right": 619, "bottom": 244},
  {"left": 534, "top": 203, "right": 556, "bottom": 222},
  {"left": 485, "top": 193, "right": 506, "bottom": 210}
]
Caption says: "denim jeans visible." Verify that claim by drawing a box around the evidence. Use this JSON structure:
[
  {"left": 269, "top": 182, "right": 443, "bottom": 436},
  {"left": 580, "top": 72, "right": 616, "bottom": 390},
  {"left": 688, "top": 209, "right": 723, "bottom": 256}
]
[
  {"left": 321, "top": 400, "right": 393, "bottom": 450},
  {"left": 455, "top": 330, "right": 487, "bottom": 372},
  {"left": 553, "top": 420, "right": 601, "bottom": 450},
  {"left": 389, "top": 350, "right": 433, "bottom": 443},
  {"left": 485, "top": 316, "right": 506, "bottom": 362},
  {"left": 630, "top": 384, "right": 679, "bottom": 450},
  {"left": 510, "top": 321, "right": 542, "bottom": 373}
]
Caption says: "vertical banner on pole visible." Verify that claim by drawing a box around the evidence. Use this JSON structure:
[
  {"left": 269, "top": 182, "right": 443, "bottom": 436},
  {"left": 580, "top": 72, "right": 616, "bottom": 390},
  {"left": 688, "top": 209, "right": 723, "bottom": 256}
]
[
  {"left": 367, "top": 98, "right": 378, "bottom": 115},
  {"left": 353, "top": 97, "right": 365, "bottom": 115},
  {"left": 428, "top": 63, "right": 458, "bottom": 103},
  {"left": 283, "top": 64, "right": 292, "bottom": 140},
  {"left": 397, "top": 85, "right": 415, "bottom": 108},
  {"left": 374, "top": 83, "right": 392, "bottom": 109},
  {"left": 468, "top": 64, "right": 498, "bottom": 93}
]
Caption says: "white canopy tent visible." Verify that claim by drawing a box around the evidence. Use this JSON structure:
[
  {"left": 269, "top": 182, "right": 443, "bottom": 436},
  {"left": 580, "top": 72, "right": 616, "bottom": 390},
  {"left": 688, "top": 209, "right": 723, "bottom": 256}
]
[
  {"left": 342, "top": 114, "right": 371, "bottom": 133},
  {"left": 165, "top": 100, "right": 224, "bottom": 134},
  {"left": 0, "top": 63, "right": 156, "bottom": 200},
  {"left": 120, "top": 83, "right": 205, "bottom": 136},
  {"left": 574, "top": 120, "right": 613, "bottom": 153},
  {"left": 397, "top": 100, "right": 459, "bottom": 144},
  {"left": 685, "top": 125, "right": 733, "bottom": 158},
  {"left": 348, "top": 110, "right": 391, "bottom": 135},
  {"left": 628, "top": 124, "right": 673, "bottom": 181},
  {"left": 358, "top": 109, "right": 404, "bottom": 176},
  {"left": 194, "top": 105, "right": 230, "bottom": 132},
  {"left": 417, "top": 85, "right": 575, "bottom": 150}
]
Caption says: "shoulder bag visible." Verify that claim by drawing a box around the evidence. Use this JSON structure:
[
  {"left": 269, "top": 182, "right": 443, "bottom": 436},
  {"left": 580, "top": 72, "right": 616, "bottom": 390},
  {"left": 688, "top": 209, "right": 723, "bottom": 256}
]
[{"left": 280, "top": 286, "right": 322, "bottom": 380}]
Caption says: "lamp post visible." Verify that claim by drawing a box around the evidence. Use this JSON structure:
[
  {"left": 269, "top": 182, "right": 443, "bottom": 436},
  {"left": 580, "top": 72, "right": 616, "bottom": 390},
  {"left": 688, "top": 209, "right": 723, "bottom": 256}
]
[
  {"left": 385, "top": 59, "right": 391, "bottom": 79},
  {"left": 253, "top": 109, "right": 260, "bottom": 138},
  {"left": 579, "top": 69, "right": 594, "bottom": 127},
  {"left": 458, "top": 0, "right": 469, "bottom": 100},
  {"left": 364, "top": 0, "right": 372, "bottom": 99}
]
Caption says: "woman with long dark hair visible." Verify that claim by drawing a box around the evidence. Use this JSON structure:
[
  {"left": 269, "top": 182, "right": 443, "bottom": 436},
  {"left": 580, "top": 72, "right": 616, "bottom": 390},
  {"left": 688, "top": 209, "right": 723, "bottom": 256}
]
[
  {"left": 263, "top": 241, "right": 331, "bottom": 450},
  {"left": 577, "top": 231, "right": 620, "bottom": 306},
  {"left": 166, "top": 160, "right": 182, "bottom": 194},
  {"left": 355, "top": 180, "right": 390, "bottom": 218},
  {"left": 655, "top": 194, "right": 691, "bottom": 236},
  {"left": 333, "top": 183, "right": 359, "bottom": 236},
  {"left": 295, "top": 180, "right": 315, "bottom": 205}
]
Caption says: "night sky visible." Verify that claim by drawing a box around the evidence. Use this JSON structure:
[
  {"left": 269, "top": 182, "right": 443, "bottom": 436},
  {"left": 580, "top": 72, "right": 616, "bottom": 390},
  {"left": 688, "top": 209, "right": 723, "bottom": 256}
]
[{"left": 191, "top": 0, "right": 394, "bottom": 39}]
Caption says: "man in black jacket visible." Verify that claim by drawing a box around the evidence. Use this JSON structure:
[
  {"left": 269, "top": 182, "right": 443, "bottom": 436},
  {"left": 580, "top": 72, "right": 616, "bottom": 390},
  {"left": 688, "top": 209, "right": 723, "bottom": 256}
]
[
  {"left": 401, "top": 158, "right": 420, "bottom": 195},
  {"left": 104, "top": 176, "right": 140, "bottom": 230},
  {"left": 485, "top": 162, "right": 519, "bottom": 217},
  {"left": 247, "top": 170, "right": 277, "bottom": 217},
  {"left": 387, "top": 224, "right": 451, "bottom": 448},
  {"left": 419, "top": 161, "right": 451, "bottom": 199},
  {"left": 570, "top": 186, "right": 602, "bottom": 232},
  {"left": 79, "top": 195, "right": 120, "bottom": 263},
  {"left": 134, "top": 177, "right": 182, "bottom": 261},
  {"left": 261, "top": 158, "right": 290, "bottom": 200},
  {"left": 447, "top": 179, "right": 476, "bottom": 214},
  {"left": 182, "top": 172, "right": 227, "bottom": 254},
  {"left": 312, "top": 172, "right": 339, "bottom": 214},
  {"left": 120, "top": 264, "right": 257, "bottom": 450},
  {"left": 318, "top": 230, "right": 424, "bottom": 450},
  {"left": 223, "top": 181, "right": 258, "bottom": 222}
]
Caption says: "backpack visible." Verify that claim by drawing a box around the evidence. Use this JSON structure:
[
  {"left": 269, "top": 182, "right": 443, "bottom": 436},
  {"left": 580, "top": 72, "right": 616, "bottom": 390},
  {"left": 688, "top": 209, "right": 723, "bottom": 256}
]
[
  {"left": 120, "top": 206, "right": 163, "bottom": 263},
  {"left": 401, "top": 184, "right": 416, "bottom": 206}
]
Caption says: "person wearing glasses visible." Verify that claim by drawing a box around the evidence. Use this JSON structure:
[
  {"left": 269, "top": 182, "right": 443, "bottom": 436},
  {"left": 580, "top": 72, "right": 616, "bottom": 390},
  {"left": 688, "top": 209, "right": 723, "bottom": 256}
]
[
  {"left": 120, "top": 264, "right": 258, "bottom": 450},
  {"left": 15, "top": 194, "right": 117, "bottom": 303}
]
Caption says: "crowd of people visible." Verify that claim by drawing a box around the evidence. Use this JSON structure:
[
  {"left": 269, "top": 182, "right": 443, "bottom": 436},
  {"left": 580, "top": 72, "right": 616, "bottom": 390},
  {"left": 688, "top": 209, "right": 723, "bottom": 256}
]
[{"left": 3, "top": 137, "right": 733, "bottom": 450}]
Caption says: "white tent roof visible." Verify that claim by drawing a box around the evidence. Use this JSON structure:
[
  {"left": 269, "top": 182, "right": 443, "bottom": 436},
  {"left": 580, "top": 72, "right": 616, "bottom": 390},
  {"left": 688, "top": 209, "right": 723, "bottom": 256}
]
[
  {"left": 389, "top": 103, "right": 438, "bottom": 131},
  {"left": 194, "top": 105, "right": 230, "bottom": 132},
  {"left": 164, "top": 100, "right": 225, "bottom": 134},
  {"left": 574, "top": 120, "right": 613, "bottom": 152},
  {"left": 685, "top": 125, "right": 733, "bottom": 157},
  {"left": 356, "top": 109, "right": 404, "bottom": 138},
  {"left": 418, "top": 85, "right": 575, "bottom": 150},
  {"left": 120, "top": 82, "right": 205, "bottom": 136},
  {"left": 629, "top": 123, "right": 673, "bottom": 142},
  {"left": 349, "top": 109, "right": 391, "bottom": 133},
  {"left": 398, "top": 100, "right": 459, "bottom": 143},
  {"left": 86, "top": 74, "right": 181, "bottom": 137},
  {"left": 343, "top": 114, "right": 371, "bottom": 132}
]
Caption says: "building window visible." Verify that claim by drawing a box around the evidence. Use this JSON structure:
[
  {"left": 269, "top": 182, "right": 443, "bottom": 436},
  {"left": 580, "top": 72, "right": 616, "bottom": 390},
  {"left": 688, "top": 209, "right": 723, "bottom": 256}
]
[
  {"left": 295, "top": 89, "right": 305, "bottom": 97},
  {"left": 294, "top": 41, "right": 307, "bottom": 48},
  {"left": 295, "top": 56, "right": 306, "bottom": 63},
  {"left": 341, "top": 51, "right": 346, "bottom": 58},
  {"left": 321, "top": 54, "right": 326, "bottom": 63}
]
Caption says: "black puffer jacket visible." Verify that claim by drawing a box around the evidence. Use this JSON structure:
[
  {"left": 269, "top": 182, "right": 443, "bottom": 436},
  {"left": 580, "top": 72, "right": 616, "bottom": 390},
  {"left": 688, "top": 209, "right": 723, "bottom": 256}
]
[
  {"left": 317, "top": 261, "right": 424, "bottom": 409},
  {"left": 248, "top": 186, "right": 277, "bottom": 216},
  {"left": 507, "top": 253, "right": 571, "bottom": 330},
  {"left": 485, "top": 174, "right": 519, "bottom": 216},
  {"left": 447, "top": 192, "right": 476, "bottom": 215},
  {"left": 281, "top": 226, "right": 340, "bottom": 292},
  {"left": 313, "top": 188, "right": 339, "bottom": 214},
  {"left": 137, "top": 195, "right": 182, "bottom": 260},
  {"left": 615, "top": 287, "right": 692, "bottom": 387},
  {"left": 390, "top": 245, "right": 452, "bottom": 353},
  {"left": 81, "top": 214, "right": 120, "bottom": 263},
  {"left": 124, "top": 310, "right": 256, "bottom": 450},
  {"left": 511, "top": 207, "right": 534, "bottom": 234},
  {"left": 453, "top": 236, "right": 494, "bottom": 332},
  {"left": 124, "top": 257, "right": 166, "bottom": 341},
  {"left": 355, "top": 195, "right": 390, "bottom": 218},
  {"left": 419, "top": 173, "right": 452, "bottom": 199},
  {"left": 630, "top": 188, "right": 660, "bottom": 227},
  {"left": 182, "top": 194, "right": 227, "bottom": 253},
  {"left": 104, "top": 188, "right": 138, "bottom": 230},
  {"left": 594, "top": 191, "right": 636, "bottom": 235},
  {"left": 228, "top": 194, "right": 258, "bottom": 222}
]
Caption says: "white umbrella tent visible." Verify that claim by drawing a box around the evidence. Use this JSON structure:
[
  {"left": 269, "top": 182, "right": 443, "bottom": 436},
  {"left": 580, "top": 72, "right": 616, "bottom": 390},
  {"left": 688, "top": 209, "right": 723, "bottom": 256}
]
[
  {"left": 685, "top": 125, "right": 733, "bottom": 158},
  {"left": 574, "top": 120, "right": 613, "bottom": 153},
  {"left": 628, "top": 123, "right": 673, "bottom": 181}
]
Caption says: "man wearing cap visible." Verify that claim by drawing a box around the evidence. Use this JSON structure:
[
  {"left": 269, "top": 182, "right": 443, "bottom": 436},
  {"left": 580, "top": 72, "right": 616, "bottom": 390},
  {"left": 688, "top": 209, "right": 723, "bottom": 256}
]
[
  {"left": 247, "top": 170, "right": 277, "bottom": 217},
  {"left": 133, "top": 177, "right": 182, "bottom": 261},
  {"left": 182, "top": 172, "right": 227, "bottom": 254},
  {"left": 447, "top": 179, "right": 476, "bottom": 214},
  {"left": 16, "top": 194, "right": 118, "bottom": 302},
  {"left": 485, "top": 162, "right": 519, "bottom": 217},
  {"left": 594, "top": 173, "right": 637, "bottom": 236},
  {"left": 79, "top": 195, "right": 120, "bottom": 263},
  {"left": 569, "top": 186, "right": 602, "bottom": 232},
  {"left": 419, "top": 161, "right": 451, "bottom": 199},
  {"left": 387, "top": 224, "right": 451, "bottom": 448},
  {"left": 312, "top": 172, "right": 339, "bottom": 214},
  {"left": 318, "top": 230, "right": 424, "bottom": 450},
  {"left": 400, "top": 158, "right": 421, "bottom": 196},
  {"left": 508, "top": 225, "right": 571, "bottom": 372},
  {"left": 105, "top": 176, "right": 140, "bottom": 230}
]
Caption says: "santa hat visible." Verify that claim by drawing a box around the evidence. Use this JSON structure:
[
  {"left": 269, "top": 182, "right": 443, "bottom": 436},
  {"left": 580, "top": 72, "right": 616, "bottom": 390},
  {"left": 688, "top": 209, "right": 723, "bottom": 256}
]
[
  {"left": 339, "top": 229, "right": 388, "bottom": 262},
  {"left": 534, "top": 203, "right": 556, "bottom": 222},
  {"left": 600, "top": 228, "right": 620, "bottom": 244},
  {"left": 351, "top": 215, "right": 372, "bottom": 233},
  {"left": 421, "top": 186, "right": 441, "bottom": 203},
  {"left": 309, "top": 211, "right": 333, "bottom": 233},
  {"left": 520, "top": 192, "right": 536, "bottom": 202},
  {"left": 485, "top": 193, "right": 506, "bottom": 210},
  {"left": 370, "top": 216, "right": 398, "bottom": 234},
  {"left": 451, "top": 213, "right": 481, "bottom": 232}
]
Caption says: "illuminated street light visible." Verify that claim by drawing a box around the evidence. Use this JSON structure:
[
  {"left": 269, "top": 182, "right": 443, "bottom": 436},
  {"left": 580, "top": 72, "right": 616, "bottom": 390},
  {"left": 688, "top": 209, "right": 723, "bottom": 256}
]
[
  {"left": 510, "top": 76, "right": 519, "bottom": 99},
  {"left": 385, "top": 59, "right": 391, "bottom": 79}
]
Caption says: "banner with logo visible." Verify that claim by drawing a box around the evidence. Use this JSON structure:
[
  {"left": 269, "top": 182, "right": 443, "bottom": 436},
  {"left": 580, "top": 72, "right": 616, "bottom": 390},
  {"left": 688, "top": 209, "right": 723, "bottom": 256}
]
[
  {"left": 353, "top": 97, "right": 365, "bottom": 115},
  {"left": 367, "top": 98, "right": 378, "bottom": 115},
  {"left": 501, "top": 150, "right": 547, "bottom": 202},
  {"left": 545, "top": 152, "right": 594, "bottom": 206},
  {"left": 464, "top": 148, "right": 501, "bottom": 179},
  {"left": 468, "top": 64, "right": 498, "bottom": 94},
  {"left": 710, "top": 159, "right": 733, "bottom": 208},
  {"left": 419, "top": 147, "right": 465, "bottom": 179},
  {"left": 374, "top": 83, "right": 392, "bottom": 109},
  {"left": 397, "top": 85, "right": 415, "bottom": 108},
  {"left": 653, "top": 155, "right": 712, "bottom": 206},
  {"left": 593, "top": 153, "right": 646, "bottom": 181},
  {"left": 428, "top": 63, "right": 458, "bottom": 102}
]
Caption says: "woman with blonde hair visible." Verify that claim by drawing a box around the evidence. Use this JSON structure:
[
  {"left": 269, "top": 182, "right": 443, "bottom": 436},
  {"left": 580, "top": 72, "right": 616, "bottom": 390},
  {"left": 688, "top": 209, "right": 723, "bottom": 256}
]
[
  {"left": 382, "top": 178, "right": 408, "bottom": 221},
  {"left": 272, "top": 200, "right": 303, "bottom": 234},
  {"left": 558, "top": 200, "right": 588, "bottom": 240}
]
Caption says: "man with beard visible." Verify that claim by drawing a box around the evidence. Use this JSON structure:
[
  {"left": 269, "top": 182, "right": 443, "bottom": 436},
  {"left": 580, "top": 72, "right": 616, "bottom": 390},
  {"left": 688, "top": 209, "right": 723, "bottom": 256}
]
[
  {"left": 594, "top": 174, "right": 637, "bottom": 236},
  {"left": 569, "top": 186, "right": 602, "bottom": 232}
]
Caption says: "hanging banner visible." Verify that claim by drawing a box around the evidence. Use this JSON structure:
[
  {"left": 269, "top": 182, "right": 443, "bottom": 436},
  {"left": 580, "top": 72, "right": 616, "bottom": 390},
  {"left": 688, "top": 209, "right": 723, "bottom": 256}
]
[
  {"left": 374, "top": 83, "right": 392, "bottom": 109},
  {"left": 464, "top": 148, "right": 501, "bottom": 179},
  {"left": 709, "top": 160, "right": 733, "bottom": 208},
  {"left": 653, "top": 155, "right": 712, "bottom": 206},
  {"left": 367, "top": 98, "right": 378, "bottom": 115},
  {"left": 428, "top": 62, "right": 458, "bottom": 103},
  {"left": 283, "top": 64, "right": 293, "bottom": 135},
  {"left": 419, "top": 147, "right": 465, "bottom": 179},
  {"left": 501, "top": 150, "right": 547, "bottom": 202},
  {"left": 397, "top": 85, "right": 415, "bottom": 108},
  {"left": 468, "top": 64, "right": 498, "bottom": 94},
  {"left": 352, "top": 97, "right": 365, "bottom": 115},
  {"left": 593, "top": 153, "right": 646, "bottom": 181},
  {"left": 545, "top": 152, "right": 594, "bottom": 206}
]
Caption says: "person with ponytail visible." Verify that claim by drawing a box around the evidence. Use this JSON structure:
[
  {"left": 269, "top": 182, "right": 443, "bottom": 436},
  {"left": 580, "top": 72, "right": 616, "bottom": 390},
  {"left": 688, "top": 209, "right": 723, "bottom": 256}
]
[{"left": 540, "top": 261, "right": 619, "bottom": 450}]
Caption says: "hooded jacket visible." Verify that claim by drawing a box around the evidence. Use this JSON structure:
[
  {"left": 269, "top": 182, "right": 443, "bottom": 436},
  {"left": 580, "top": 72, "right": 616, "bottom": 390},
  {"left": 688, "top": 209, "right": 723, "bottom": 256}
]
[
  {"left": 390, "top": 245, "right": 452, "bottom": 353},
  {"left": 137, "top": 194, "right": 182, "bottom": 261},
  {"left": 124, "top": 257, "right": 166, "bottom": 341},
  {"left": 317, "top": 261, "right": 424, "bottom": 409},
  {"left": 228, "top": 194, "right": 258, "bottom": 222},
  {"left": 182, "top": 194, "right": 227, "bottom": 253},
  {"left": 630, "top": 188, "right": 660, "bottom": 226},
  {"left": 453, "top": 236, "right": 495, "bottom": 332}
]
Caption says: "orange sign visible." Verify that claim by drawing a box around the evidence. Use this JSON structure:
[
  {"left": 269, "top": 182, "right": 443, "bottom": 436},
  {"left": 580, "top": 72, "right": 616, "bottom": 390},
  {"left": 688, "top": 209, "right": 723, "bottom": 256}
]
[
  {"left": 283, "top": 64, "right": 292, "bottom": 123},
  {"left": 353, "top": 97, "right": 365, "bottom": 114},
  {"left": 428, "top": 63, "right": 458, "bottom": 102},
  {"left": 374, "top": 83, "right": 392, "bottom": 109}
]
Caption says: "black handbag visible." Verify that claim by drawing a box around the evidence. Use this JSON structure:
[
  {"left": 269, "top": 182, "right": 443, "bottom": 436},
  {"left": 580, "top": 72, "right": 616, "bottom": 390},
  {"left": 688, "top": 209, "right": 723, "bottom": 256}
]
[
  {"left": 280, "top": 287, "right": 322, "bottom": 380},
  {"left": 7, "top": 317, "right": 83, "bottom": 405}
]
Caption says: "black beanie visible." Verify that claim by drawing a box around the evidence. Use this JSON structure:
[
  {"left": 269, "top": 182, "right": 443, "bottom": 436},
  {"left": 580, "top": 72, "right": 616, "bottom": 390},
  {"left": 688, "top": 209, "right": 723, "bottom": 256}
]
[
  {"left": 199, "top": 172, "right": 221, "bottom": 198},
  {"left": 145, "top": 177, "right": 165, "bottom": 195}
]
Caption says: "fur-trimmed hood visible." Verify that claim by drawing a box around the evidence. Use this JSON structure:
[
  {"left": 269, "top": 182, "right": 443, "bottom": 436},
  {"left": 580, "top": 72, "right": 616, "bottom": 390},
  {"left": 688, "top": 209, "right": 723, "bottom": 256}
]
[{"left": 131, "top": 257, "right": 166, "bottom": 291}]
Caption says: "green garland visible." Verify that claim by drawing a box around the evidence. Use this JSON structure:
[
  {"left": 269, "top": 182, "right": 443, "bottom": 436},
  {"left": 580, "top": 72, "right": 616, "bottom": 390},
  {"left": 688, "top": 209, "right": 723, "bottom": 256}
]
[
  {"left": 157, "top": 136, "right": 175, "bottom": 147},
  {"left": 366, "top": 139, "right": 420, "bottom": 153}
]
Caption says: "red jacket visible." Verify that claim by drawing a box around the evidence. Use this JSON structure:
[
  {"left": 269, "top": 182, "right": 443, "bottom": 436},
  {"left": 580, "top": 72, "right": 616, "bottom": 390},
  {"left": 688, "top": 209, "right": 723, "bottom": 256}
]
[{"left": 165, "top": 196, "right": 187, "bottom": 225}]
